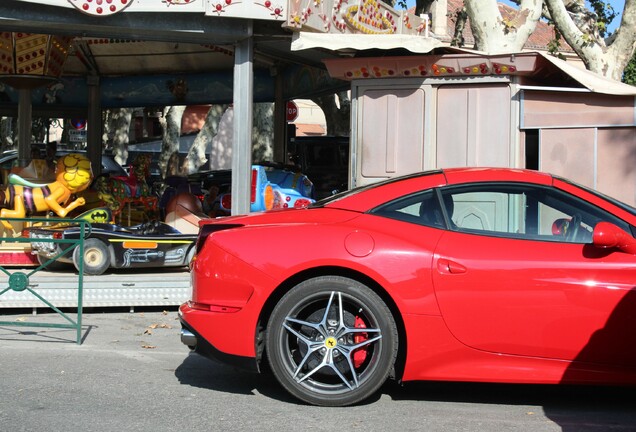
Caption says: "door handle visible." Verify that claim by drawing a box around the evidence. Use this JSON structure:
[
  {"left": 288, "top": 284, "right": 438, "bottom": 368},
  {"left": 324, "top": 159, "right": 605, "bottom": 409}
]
[{"left": 437, "top": 258, "right": 467, "bottom": 274}]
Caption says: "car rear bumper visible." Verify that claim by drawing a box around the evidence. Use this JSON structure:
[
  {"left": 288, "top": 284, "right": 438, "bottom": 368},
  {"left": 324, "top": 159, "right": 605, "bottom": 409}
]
[
  {"left": 31, "top": 242, "right": 74, "bottom": 263},
  {"left": 178, "top": 303, "right": 259, "bottom": 372}
]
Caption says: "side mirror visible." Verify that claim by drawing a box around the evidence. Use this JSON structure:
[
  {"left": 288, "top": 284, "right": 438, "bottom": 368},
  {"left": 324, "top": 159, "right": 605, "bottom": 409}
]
[{"left": 592, "top": 221, "right": 636, "bottom": 254}]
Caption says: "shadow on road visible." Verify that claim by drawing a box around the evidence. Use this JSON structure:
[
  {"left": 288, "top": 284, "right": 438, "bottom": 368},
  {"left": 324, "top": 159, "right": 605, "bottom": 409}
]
[
  {"left": 176, "top": 351, "right": 391, "bottom": 406},
  {"left": 175, "top": 352, "right": 298, "bottom": 403},
  {"left": 0, "top": 323, "right": 96, "bottom": 344},
  {"left": 175, "top": 352, "right": 636, "bottom": 427},
  {"left": 388, "top": 381, "right": 636, "bottom": 431}
]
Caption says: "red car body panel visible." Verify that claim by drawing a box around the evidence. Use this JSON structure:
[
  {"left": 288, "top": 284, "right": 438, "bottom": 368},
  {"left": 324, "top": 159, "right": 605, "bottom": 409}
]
[
  {"left": 180, "top": 167, "right": 636, "bottom": 386},
  {"left": 433, "top": 231, "right": 636, "bottom": 363},
  {"left": 185, "top": 210, "right": 446, "bottom": 356}
]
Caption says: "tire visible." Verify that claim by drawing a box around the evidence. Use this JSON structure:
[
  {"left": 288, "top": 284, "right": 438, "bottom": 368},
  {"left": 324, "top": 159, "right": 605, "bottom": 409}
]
[
  {"left": 37, "top": 254, "right": 71, "bottom": 271},
  {"left": 73, "top": 238, "right": 110, "bottom": 275},
  {"left": 266, "top": 276, "right": 398, "bottom": 406}
]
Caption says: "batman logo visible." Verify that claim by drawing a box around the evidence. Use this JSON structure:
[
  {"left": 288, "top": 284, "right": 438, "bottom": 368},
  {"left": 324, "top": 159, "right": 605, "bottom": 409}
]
[{"left": 91, "top": 211, "right": 109, "bottom": 222}]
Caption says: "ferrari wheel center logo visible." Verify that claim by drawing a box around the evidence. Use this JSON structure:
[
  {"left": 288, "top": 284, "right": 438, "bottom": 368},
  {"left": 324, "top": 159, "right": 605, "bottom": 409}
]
[{"left": 325, "top": 337, "right": 337, "bottom": 349}]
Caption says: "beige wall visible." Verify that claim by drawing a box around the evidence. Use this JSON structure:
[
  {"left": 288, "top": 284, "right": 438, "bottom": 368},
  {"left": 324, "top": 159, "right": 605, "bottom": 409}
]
[
  {"left": 523, "top": 91, "right": 634, "bottom": 128},
  {"left": 597, "top": 128, "right": 636, "bottom": 206},
  {"left": 539, "top": 128, "right": 595, "bottom": 188},
  {"left": 524, "top": 91, "right": 636, "bottom": 207}
]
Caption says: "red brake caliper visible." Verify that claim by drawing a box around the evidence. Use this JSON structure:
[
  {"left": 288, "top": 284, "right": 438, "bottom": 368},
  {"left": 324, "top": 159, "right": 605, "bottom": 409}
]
[{"left": 353, "top": 316, "right": 368, "bottom": 368}]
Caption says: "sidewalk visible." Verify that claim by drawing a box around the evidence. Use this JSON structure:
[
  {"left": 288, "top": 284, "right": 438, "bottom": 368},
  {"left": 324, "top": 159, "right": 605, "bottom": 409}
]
[
  {"left": 0, "top": 306, "right": 183, "bottom": 347},
  {"left": 0, "top": 267, "right": 190, "bottom": 310}
]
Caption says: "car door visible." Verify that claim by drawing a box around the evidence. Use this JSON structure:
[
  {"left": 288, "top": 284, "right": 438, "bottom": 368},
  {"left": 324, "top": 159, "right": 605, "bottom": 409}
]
[{"left": 432, "top": 183, "right": 636, "bottom": 367}]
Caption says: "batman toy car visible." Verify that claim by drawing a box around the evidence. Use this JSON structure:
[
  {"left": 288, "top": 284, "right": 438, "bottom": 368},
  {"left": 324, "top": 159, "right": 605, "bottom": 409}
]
[{"left": 25, "top": 195, "right": 204, "bottom": 275}]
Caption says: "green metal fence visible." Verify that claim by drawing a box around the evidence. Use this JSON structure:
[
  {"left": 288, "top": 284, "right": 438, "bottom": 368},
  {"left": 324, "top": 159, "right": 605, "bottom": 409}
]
[{"left": 0, "top": 216, "right": 86, "bottom": 344}]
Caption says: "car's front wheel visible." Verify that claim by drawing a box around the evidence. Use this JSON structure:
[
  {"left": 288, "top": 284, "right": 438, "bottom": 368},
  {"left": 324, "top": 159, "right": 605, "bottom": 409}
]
[
  {"left": 266, "top": 276, "right": 398, "bottom": 406},
  {"left": 73, "top": 238, "right": 110, "bottom": 275}
]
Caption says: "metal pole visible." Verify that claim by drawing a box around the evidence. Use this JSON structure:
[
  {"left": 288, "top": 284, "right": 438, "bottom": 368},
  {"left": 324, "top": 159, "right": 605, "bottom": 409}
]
[
  {"left": 17, "top": 87, "right": 31, "bottom": 166},
  {"left": 273, "top": 67, "right": 286, "bottom": 164},
  {"left": 87, "top": 75, "right": 102, "bottom": 177},
  {"left": 231, "top": 22, "right": 253, "bottom": 216}
]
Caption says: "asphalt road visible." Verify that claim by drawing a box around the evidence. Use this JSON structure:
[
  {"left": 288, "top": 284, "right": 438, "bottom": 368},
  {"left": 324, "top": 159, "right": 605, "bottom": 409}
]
[{"left": 0, "top": 309, "right": 635, "bottom": 432}]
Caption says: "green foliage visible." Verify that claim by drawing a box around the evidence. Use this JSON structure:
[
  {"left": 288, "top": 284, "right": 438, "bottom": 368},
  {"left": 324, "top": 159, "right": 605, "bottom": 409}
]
[
  {"left": 546, "top": 24, "right": 566, "bottom": 60},
  {"left": 449, "top": 6, "right": 467, "bottom": 47},
  {"left": 589, "top": 0, "right": 617, "bottom": 38},
  {"left": 623, "top": 54, "right": 636, "bottom": 86}
]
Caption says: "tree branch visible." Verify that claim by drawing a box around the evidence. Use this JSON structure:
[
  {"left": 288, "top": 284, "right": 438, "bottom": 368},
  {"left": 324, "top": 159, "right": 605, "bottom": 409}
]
[
  {"left": 606, "top": 0, "right": 636, "bottom": 67},
  {"left": 545, "top": 0, "right": 636, "bottom": 80}
]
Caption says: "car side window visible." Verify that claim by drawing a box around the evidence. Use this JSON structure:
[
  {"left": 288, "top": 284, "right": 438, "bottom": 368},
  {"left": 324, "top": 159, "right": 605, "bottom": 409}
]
[
  {"left": 370, "top": 190, "right": 446, "bottom": 229},
  {"left": 439, "top": 183, "right": 631, "bottom": 243}
]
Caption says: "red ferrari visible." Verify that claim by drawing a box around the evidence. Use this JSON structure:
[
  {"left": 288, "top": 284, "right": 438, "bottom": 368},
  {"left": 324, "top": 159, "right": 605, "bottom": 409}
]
[{"left": 179, "top": 168, "right": 636, "bottom": 406}]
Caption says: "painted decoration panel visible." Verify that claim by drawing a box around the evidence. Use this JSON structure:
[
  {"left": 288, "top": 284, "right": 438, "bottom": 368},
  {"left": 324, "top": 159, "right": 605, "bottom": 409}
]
[{"left": 285, "top": 0, "right": 428, "bottom": 35}]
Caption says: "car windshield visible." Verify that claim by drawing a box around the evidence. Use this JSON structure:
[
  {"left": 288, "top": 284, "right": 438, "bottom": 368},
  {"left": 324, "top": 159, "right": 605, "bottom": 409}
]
[{"left": 555, "top": 175, "right": 636, "bottom": 216}]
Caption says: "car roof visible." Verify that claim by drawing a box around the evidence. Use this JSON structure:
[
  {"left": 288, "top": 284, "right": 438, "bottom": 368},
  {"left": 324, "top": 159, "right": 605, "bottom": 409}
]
[
  {"left": 320, "top": 168, "right": 555, "bottom": 213},
  {"left": 442, "top": 167, "right": 553, "bottom": 186}
]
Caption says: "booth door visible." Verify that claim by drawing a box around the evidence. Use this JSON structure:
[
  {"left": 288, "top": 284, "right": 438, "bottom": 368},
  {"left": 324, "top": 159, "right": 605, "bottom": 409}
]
[
  {"left": 436, "top": 84, "right": 511, "bottom": 169},
  {"left": 356, "top": 86, "right": 427, "bottom": 186}
]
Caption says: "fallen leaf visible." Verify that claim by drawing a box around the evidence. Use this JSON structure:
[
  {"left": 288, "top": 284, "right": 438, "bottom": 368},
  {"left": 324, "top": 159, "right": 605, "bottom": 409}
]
[
  {"left": 148, "top": 323, "right": 172, "bottom": 330},
  {"left": 144, "top": 329, "right": 152, "bottom": 335},
  {"left": 142, "top": 344, "right": 156, "bottom": 349},
  {"left": 15, "top": 317, "right": 27, "bottom": 322}
]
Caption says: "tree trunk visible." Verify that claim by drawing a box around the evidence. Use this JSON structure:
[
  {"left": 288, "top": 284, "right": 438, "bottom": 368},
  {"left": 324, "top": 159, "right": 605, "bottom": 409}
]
[
  {"left": 184, "top": 102, "right": 275, "bottom": 174},
  {"left": 0, "top": 116, "right": 15, "bottom": 150},
  {"left": 311, "top": 92, "right": 351, "bottom": 136},
  {"left": 110, "top": 108, "right": 133, "bottom": 167},
  {"left": 102, "top": 110, "right": 112, "bottom": 151},
  {"left": 158, "top": 105, "right": 186, "bottom": 178},
  {"left": 465, "top": 0, "right": 543, "bottom": 53},
  {"left": 252, "top": 103, "right": 274, "bottom": 163},
  {"left": 182, "top": 104, "right": 229, "bottom": 174}
]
